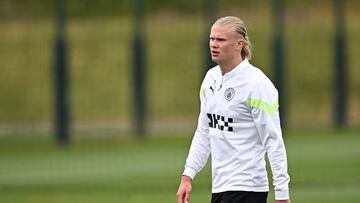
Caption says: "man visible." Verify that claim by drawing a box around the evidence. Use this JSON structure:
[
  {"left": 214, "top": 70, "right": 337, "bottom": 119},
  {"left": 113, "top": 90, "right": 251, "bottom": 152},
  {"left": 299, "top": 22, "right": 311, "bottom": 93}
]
[{"left": 176, "top": 16, "right": 291, "bottom": 203}]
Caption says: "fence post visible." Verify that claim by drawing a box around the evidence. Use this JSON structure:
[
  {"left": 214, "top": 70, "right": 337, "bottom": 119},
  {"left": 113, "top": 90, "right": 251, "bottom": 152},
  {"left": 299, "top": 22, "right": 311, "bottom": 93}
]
[
  {"left": 333, "top": 0, "right": 347, "bottom": 128},
  {"left": 203, "top": 0, "right": 217, "bottom": 77},
  {"left": 272, "top": 0, "right": 286, "bottom": 128},
  {"left": 54, "top": 0, "right": 70, "bottom": 145},
  {"left": 132, "top": 0, "right": 147, "bottom": 136}
]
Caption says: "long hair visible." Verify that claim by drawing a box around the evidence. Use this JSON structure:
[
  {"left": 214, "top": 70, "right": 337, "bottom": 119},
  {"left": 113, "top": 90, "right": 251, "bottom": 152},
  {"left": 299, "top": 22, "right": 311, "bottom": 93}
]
[{"left": 214, "top": 16, "right": 252, "bottom": 60}]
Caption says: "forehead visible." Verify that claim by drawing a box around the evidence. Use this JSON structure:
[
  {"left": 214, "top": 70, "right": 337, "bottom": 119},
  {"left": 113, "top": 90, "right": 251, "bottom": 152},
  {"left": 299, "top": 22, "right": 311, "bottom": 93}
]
[{"left": 210, "top": 24, "right": 237, "bottom": 37}]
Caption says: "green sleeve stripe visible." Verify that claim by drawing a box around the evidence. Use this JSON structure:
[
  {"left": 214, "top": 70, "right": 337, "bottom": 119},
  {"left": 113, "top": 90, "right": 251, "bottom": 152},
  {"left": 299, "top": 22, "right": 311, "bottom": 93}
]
[{"left": 247, "top": 98, "right": 279, "bottom": 114}]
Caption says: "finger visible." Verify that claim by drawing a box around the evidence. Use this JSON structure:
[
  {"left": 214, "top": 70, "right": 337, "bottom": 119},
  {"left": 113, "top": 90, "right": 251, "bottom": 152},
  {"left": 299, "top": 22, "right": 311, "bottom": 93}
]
[
  {"left": 176, "top": 192, "right": 185, "bottom": 203},
  {"left": 184, "top": 190, "right": 190, "bottom": 203}
]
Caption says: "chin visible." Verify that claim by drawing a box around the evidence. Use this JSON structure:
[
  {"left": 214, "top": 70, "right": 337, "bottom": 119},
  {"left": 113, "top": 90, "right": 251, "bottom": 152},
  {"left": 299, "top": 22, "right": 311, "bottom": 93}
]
[
  {"left": 213, "top": 59, "right": 223, "bottom": 65},
  {"left": 211, "top": 57, "right": 220, "bottom": 63}
]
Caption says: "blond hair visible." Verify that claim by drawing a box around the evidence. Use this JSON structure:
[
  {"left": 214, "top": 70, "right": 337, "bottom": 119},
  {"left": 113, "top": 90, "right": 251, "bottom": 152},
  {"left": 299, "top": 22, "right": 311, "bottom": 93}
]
[{"left": 213, "top": 16, "right": 252, "bottom": 60}]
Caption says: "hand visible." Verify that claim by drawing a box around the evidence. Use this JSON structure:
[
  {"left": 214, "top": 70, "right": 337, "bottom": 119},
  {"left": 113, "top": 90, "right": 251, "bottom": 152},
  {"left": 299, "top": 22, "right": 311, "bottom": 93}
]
[
  {"left": 176, "top": 176, "right": 192, "bottom": 203},
  {"left": 275, "top": 199, "right": 291, "bottom": 203}
]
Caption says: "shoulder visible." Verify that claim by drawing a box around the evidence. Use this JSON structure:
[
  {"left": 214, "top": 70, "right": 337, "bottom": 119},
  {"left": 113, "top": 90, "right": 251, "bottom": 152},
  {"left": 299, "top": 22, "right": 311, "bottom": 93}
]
[
  {"left": 247, "top": 64, "right": 276, "bottom": 90},
  {"left": 205, "top": 65, "right": 220, "bottom": 78},
  {"left": 245, "top": 64, "right": 278, "bottom": 100},
  {"left": 199, "top": 65, "right": 220, "bottom": 99},
  {"left": 202, "top": 65, "right": 220, "bottom": 84}
]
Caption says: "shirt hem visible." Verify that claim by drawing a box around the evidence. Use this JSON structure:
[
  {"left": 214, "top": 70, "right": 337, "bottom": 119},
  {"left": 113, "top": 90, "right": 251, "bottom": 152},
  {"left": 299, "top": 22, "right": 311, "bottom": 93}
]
[{"left": 212, "top": 186, "right": 269, "bottom": 194}]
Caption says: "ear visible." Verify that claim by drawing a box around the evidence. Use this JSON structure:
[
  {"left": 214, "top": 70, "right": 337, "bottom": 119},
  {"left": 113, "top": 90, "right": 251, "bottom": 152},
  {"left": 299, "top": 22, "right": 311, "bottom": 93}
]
[{"left": 235, "top": 39, "right": 245, "bottom": 51}]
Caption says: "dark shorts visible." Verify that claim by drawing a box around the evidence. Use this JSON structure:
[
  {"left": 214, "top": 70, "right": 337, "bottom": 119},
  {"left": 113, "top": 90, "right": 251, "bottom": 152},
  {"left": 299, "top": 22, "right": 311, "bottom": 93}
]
[{"left": 211, "top": 191, "right": 268, "bottom": 203}]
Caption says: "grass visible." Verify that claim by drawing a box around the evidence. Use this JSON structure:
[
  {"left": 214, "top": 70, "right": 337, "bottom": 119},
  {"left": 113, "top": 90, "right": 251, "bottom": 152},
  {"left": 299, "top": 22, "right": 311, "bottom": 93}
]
[{"left": 0, "top": 130, "right": 360, "bottom": 203}]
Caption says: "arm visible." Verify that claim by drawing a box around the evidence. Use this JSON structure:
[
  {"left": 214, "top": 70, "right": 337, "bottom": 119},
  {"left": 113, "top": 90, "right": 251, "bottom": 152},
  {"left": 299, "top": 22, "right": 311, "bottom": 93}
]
[
  {"left": 249, "top": 80, "right": 290, "bottom": 201},
  {"left": 182, "top": 112, "right": 211, "bottom": 178},
  {"left": 177, "top": 79, "right": 211, "bottom": 203},
  {"left": 176, "top": 115, "right": 210, "bottom": 203}
]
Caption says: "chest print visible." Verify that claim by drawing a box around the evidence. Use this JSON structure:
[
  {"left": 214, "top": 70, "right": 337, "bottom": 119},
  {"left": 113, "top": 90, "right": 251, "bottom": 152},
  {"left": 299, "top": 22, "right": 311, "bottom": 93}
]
[
  {"left": 209, "top": 80, "right": 216, "bottom": 94},
  {"left": 209, "top": 80, "right": 223, "bottom": 95},
  {"left": 207, "top": 113, "right": 234, "bottom": 132},
  {"left": 224, "top": 87, "right": 235, "bottom": 101}
]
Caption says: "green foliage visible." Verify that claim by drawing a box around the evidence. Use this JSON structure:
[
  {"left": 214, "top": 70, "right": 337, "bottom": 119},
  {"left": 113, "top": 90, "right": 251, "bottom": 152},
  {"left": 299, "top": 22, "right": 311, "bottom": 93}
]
[
  {"left": 2, "top": 0, "right": 360, "bottom": 19},
  {"left": 0, "top": 3, "right": 359, "bottom": 129},
  {"left": 0, "top": 0, "right": 132, "bottom": 19}
]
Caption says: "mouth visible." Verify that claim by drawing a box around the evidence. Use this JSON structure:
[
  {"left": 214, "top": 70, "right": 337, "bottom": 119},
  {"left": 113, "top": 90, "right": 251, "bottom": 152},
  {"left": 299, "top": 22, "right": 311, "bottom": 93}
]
[{"left": 211, "top": 50, "right": 219, "bottom": 57}]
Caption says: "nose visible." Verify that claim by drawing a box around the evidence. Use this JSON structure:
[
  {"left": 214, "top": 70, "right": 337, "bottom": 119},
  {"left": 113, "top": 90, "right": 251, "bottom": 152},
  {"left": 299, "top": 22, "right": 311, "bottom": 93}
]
[{"left": 210, "top": 39, "right": 218, "bottom": 49}]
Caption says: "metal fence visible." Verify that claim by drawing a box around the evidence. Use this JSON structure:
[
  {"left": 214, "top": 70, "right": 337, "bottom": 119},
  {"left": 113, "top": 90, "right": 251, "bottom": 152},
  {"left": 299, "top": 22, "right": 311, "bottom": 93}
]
[{"left": 0, "top": 0, "right": 359, "bottom": 141}]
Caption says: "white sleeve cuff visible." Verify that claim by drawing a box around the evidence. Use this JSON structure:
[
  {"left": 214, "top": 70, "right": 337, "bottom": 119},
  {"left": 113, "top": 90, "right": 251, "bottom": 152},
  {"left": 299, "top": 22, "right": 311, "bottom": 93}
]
[
  {"left": 182, "top": 167, "right": 197, "bottom": 180},
  {"left": 275, "top": 190, "right": 289, "bottom": 200}
]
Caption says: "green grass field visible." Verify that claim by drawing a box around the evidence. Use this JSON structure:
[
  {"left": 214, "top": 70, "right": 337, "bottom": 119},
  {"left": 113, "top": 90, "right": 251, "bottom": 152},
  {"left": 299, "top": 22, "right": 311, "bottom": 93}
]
[{"left": 1, "top": 130, "right": 359, "bottom": 203}]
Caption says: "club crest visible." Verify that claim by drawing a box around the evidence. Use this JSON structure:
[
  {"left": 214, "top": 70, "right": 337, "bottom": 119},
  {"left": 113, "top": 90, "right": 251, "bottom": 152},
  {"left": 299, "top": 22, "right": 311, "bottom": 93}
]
[{"left": 224, "top": 88, "right": 235, "bottom": 101}]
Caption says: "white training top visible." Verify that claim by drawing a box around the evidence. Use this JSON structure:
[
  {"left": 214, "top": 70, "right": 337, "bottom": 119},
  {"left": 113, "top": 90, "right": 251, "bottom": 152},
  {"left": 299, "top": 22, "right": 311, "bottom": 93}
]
[{"left": 182, "top": 59, "right": 290, "bottom": 200}]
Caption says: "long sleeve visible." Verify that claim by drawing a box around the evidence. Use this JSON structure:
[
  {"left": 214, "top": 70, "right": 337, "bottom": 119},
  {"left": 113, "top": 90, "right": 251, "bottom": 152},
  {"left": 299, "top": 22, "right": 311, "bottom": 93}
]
[
  {"left": 249, "top": 79, "right": 290, "bottom": 200},
  {"left": 182, "top": 79, "right": 211, "bottom": 179}
]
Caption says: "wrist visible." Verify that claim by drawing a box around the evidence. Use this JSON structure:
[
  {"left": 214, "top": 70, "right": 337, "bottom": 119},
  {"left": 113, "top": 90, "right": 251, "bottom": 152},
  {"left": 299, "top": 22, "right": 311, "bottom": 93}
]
[
  {"left": 183, "top": 167, "right": 197, "bottom": 179},
  {"left": 181, "top": 175, "right": 192, "bottom": 182}
]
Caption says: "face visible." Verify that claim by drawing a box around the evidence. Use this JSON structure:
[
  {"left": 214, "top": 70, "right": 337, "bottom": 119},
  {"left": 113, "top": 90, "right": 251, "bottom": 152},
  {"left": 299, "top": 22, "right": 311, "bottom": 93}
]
[{"left": 209, "top": 24, "right": 244, "bottom": 65}]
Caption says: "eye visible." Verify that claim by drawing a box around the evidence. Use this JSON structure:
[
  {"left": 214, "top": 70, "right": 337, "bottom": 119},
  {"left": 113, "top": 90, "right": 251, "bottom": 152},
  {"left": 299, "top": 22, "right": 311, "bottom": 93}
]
[{"left": 209, "top": 37, "right": 226, "bottom": 42}]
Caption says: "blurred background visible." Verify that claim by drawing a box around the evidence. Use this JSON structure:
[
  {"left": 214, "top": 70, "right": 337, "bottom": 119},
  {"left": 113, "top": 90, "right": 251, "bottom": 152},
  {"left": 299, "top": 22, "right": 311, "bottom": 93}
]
[{"left": 0, "top": 0, "right": 359, "bottom": 202}]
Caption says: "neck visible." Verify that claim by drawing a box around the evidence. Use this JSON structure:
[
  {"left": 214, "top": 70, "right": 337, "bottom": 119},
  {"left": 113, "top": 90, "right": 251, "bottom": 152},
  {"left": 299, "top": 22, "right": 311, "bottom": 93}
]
[{"left": 219, "top": 57, "right": 243, "bottom": 75}]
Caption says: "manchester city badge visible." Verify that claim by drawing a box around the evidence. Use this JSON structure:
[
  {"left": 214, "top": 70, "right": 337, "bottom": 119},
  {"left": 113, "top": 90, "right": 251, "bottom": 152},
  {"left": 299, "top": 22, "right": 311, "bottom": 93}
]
[{"left": 224, "top": 88, "right": 235, "bottom": 101}]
